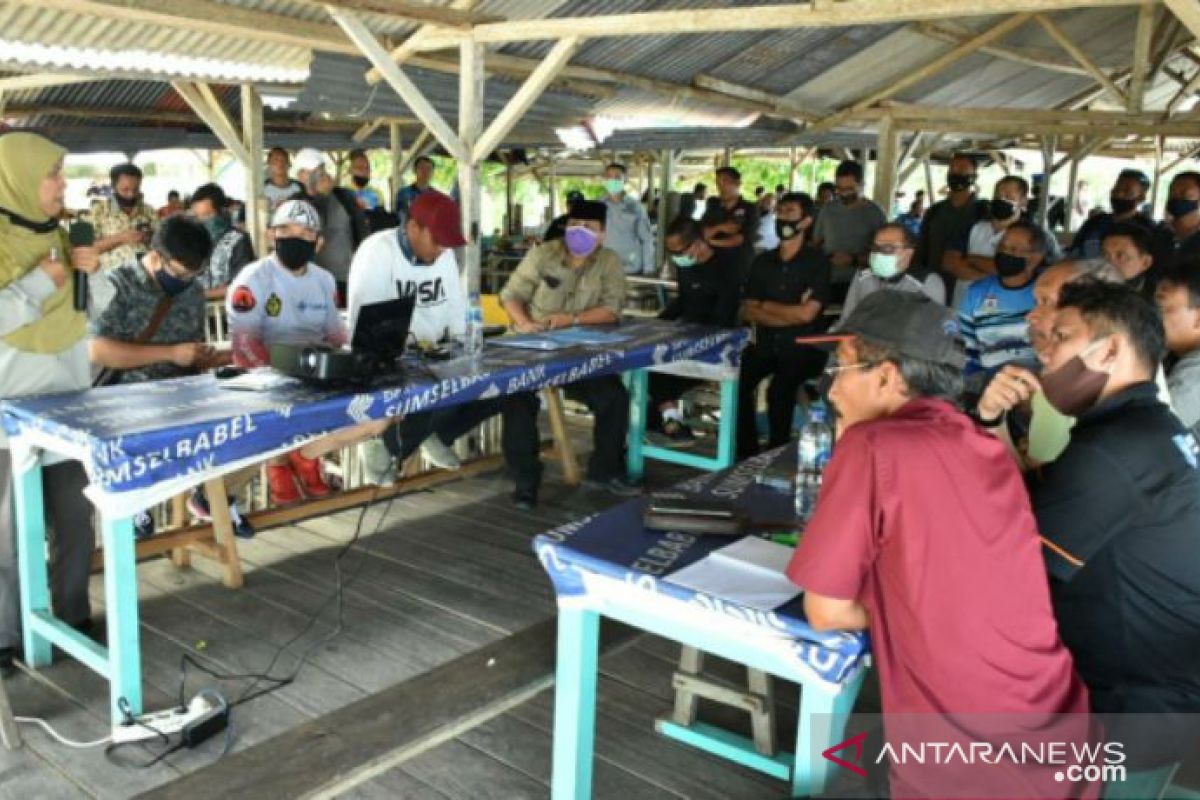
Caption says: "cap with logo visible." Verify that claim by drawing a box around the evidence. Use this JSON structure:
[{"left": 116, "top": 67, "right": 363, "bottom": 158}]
[
  {"left": 798, "top": 290, "right": 966, "bottom": 369},
  {"left": 293, "top": 148, "right": 326, "bottom": 173},
  {"left": 270, "top": 199, "right": 322, "bottom": 233},
  {"left": 408, "top": 190, "right": 467, "bottom": 248}
]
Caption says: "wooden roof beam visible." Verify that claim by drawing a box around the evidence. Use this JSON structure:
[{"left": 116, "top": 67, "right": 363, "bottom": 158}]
[
  {"left": 364, "top": 0, "right": 479, "bottom": 84},
  {"left": 0, "top": 73, "right": 101, "bottom": 92},
  {"left": 418, "top": 0, "right": 1149, "bottom": 46},
  {"left": 1129, "top": 2, "right": 1157, "bottom": 111},
  {"left": 914, "top": 21, "right": 1090, "bottom": 77},
  {"left": 1035, "top": 14, "right": 1128, "bottom": 105},
  {"left": 692, "top": 74, "right": 814, "bottom": 123},
  {"left": 171, "top": 82, "right": 252, "bottom": 165},
  {"left": 1166, "top": 0, "right": 1200, "bottom": 43}
]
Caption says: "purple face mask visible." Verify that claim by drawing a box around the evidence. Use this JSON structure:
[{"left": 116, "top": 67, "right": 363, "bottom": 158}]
[{"left": 564, "top": 225, "right": 599, "bottom": 258}]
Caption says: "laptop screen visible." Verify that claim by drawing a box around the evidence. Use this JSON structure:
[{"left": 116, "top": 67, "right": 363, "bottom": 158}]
[{"left": 351, "top": 295, "right": 416, "bottom": 363}]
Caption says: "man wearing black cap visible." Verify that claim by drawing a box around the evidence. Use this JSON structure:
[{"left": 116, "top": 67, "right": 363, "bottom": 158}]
[
  {"left": 786, "top": 290, "right": 1094, "bottom": 799},
  {"left": 500, "top": 200, "right": 635, "bottom": 507},
  {"left": 543, "top": 190, "right": 585, "bottom": 243},
  {"left": 1068, "top": 168, "right": 1161, "bottom": 261}
]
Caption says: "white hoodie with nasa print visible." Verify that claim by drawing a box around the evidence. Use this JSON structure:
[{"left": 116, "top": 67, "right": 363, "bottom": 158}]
[{"left": 347, "top": 227, "right": 466, "bottom": 346}]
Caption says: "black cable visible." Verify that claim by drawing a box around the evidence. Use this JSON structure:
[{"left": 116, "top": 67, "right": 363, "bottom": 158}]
[
  {"left": 173, "top": 485, "right": 395, "bottom": 713},
  {"left": 104, "top": 695, "right": 182, "bottom": 769}
]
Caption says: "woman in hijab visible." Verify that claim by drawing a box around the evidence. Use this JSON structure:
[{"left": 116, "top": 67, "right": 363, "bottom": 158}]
[{"left": 0, "top": 132, "right": 100, "bottom": 674}]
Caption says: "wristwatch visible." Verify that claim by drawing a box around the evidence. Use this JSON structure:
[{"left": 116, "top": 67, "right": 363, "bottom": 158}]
[{"left": 975, "top": 409, "right": 1006, "bottom": 428}]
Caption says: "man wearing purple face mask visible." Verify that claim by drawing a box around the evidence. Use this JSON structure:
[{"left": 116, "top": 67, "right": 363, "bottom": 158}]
[
  {"left": 1028, "top": 279, "right": 1200, "bottom": 795},
  {"left": 500, "top": 200, "right": 636, "bottom": 508}
]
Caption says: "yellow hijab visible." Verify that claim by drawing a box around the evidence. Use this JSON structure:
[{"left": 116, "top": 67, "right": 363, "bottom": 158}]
[{"left": 0, "top": 132, "right": 84, "bottom": 354}]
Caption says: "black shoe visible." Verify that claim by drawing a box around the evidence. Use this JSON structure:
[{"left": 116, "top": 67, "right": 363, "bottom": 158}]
[
  {"left": 227, "top": 502, "right": 256, "bottom": 539},
  {"left": 512, "top": 489, "right": 538, "bottom": 511},
  {"left": 191, "top": 487, "right": 254, "bottom": 538},
  {"left": 133, "top": 511, "right": 155, "bottom": 541},
  {"left": 0, "top": 646, "right": 16, "bottom": 678},
  {"left": 584, "top": 476, "right": 643, "bottom": 497}
]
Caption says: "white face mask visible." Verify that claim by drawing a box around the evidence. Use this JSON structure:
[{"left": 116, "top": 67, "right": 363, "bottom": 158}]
[{"left": 869, "top": 251, "right": 901, "bottom": 279}]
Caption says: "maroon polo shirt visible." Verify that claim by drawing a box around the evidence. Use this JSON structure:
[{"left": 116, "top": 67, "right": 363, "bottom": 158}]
[{"left": 788, "top": 398, "right": 1095, "bottom": 799}]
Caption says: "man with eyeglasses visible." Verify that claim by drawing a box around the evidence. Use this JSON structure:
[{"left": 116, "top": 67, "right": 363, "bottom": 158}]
[
  {"left": 788, "top": 290, "right": 1094, "bottom": 800},
  {"left": 959, "top": 221, "right": 1046, "bottom": 393},
  {"left": 737, "top": 191, "right": 831, "bottom": 459},
  {"left": 836, "top": 223, "right": 944, "bottom": 327}
]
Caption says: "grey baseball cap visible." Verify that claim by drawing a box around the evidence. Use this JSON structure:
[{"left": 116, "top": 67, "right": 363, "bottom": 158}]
[{"left": 797, "top": 290, "right": 966, "bottom": 369}]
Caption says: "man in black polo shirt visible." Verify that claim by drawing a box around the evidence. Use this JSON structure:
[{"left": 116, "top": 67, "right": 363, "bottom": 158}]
[
  {"left": 1068, "top": 168, "right": 1158, "bottom": 260},
  {"left": 1030, "top": 279, "right": 1200, "bottom": 791},
  {"left": 702, "top": 165, "right": 758, "bottom": 279},
  {"left": 1167, "top": 170, "right": 1200, "bottom": 261},
  {"left": 914, "top": 153, "right": 990, "bottom": 302},
  {"left": 736, "top": 191, "right": 830, "bottom": 459},
  {"left": 648, "top": 216, "right": 742, "bottom": 441}
]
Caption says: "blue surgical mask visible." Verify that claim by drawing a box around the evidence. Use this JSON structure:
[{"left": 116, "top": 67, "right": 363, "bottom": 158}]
[
  {"left": 603, "top": 178, "right": 624, "bottom": 196},
  {"left": 869, "top": 252, "right": 900, "bottom": 279},
  {"left": 672, "top": 253, "right": 697, "bottom": 268}
]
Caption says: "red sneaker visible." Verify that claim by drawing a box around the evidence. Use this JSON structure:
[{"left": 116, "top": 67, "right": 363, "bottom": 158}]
[
  {"left": 267, "top": 464, "right": 303, "bottom": 505},
  {"left": 288, "top": 450, "right": 332, "bottom": 499}
]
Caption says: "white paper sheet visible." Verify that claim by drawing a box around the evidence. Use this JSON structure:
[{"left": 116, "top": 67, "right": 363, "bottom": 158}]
[{"left": 666, "top": 536, "right": 801, "bottom": 611}]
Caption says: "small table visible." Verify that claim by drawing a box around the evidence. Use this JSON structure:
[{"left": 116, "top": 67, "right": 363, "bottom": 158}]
[{"left": 534, "top": 452, "right": 870, "bottom": 799}]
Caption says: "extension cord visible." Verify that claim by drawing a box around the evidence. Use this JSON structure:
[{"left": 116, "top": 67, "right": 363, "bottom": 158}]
[{"left": 111, "top": 696, "right": 215, "bottom": 744}]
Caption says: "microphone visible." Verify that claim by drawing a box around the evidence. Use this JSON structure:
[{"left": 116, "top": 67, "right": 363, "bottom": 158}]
[{"left": 69, "top": 220, "right": 95, "bottom": 312}]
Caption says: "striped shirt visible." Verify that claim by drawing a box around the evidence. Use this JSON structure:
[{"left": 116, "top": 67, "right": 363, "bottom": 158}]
[{"left": 958, "top": 274, "right": 1038, "bottom": 381}]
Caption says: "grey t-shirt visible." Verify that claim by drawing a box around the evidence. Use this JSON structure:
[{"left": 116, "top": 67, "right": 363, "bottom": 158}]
[
  {"left": 89, "top": 261, "right": 206, "bottom": 384},
  {"left": 813, "top": 199, "right": 887, "bottom": 283},
  {"left": 312, "top": 194, "right": 354, "bottom": 283},
  {"left": 1169, "top": 348, "right": 1200, "bottom": 430}
]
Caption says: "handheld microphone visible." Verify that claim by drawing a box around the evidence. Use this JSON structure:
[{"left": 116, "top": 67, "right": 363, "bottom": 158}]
[{"left": 68, "top": 220, "right": 95, "bottom": 312}]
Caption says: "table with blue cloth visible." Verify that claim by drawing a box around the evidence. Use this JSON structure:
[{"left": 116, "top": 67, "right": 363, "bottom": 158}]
[
  {"left": 1, "top": 320, "right": 748, "bottom": 725},
  {"left": 534, "top": 449, "right": 871, "bottom": 799}
]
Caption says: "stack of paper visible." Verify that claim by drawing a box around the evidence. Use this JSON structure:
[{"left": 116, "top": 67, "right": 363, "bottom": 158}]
[{"left": 666, "top": 536, "right": 801, "bottom": 611}]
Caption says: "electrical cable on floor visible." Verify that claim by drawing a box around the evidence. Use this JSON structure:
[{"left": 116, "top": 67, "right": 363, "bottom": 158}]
[{"left": 14, "top": 716, "right": 112, "bottom": 749}]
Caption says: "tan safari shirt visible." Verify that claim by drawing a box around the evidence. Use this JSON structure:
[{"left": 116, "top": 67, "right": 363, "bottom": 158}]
[
  {"left": 88, "top": 197, "right": 158, "bottom": 272},
  {"left": 500, "top": 240, "right": 626, "bottom": 323}
]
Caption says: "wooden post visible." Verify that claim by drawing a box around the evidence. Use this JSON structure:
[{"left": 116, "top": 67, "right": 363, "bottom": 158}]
[
  {"left": 548, "top": 157, "right": 558, "bottom": 221},
  {"left": 1038, "top": 135, "right": 1057, "bottom": 230},
  {"left": 656, "top": 148, "right": 672, "bottom": 273},
  {"left": 389, "top": 121, "right": 403, "bottom": 210},
  {"left": 722, "top": 147, "right": 732, "bottom": 167},
  {"left": 873, "top": 115, "right": 899, "bottom": 213},
  {"left": 459, "top": 39, "right": 485, "bottom": 300},
  {"left": 1065, "top": 153, "right": 1082, "bottom": 236},
  {"left": 1151, "top": 135, "right": 1165, "bottom": 217},
  {"left": 923, "top": 157, "right": 935, "bottom": 204},
  {"left": 240, "top": 84, "right": 265, "bottom": 255}
]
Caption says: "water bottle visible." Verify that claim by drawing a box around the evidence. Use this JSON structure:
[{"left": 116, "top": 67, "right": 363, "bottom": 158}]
[
  {"left": 465, "top": 293, "right": 484, "bottom": 359},
  {"left": 795, "top": 405, "right": 833, "bottom": 523}
]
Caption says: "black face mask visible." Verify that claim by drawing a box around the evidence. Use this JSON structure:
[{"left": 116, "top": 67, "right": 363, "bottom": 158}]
[
  {"left": 775, "top": 218, "right": 804, "bottom": 241},
  {"left": 275, "top": 237, "right": 316, "bottom": 270},
  {"left": 155, "top": 268, "right": 193, "bottom": 297},
  {"left": 995, "top": 252, "right": 1028, "bottom": 278},
  {"left": 1109, "top": 194, "right": 1138, "bottom": 215},
  {"left": 115, "top": 193, "right": 140, "bottom": 210},
  {"left": 990, "top": 198, "right": 1017, "bottom": 220},
  {"left": 947, "top": 174, "right": 974, "bottom": 192},
  {"left": 352, "top": 175, "right": 370, "bottom": 189},
  {"left": 1167, "top": 197, "right": 1200, "bottom": 218}
]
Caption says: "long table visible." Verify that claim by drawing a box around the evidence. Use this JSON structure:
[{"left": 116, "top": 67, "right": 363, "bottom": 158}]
[
  {"left": 534, "top": 450, "right": 871, "bottom": 798},
  {"left": 2, "top": 320, "right": 748, "bottom": 724}
]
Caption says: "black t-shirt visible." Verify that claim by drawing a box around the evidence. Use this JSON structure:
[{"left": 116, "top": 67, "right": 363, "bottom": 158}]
[
  {"left": 660, "top": 247, "right": 741, "bottom": 328},
  {"left": 1031, "top": 384, "right": 1200, "bottom": 729},
  {"left": 744, "top": 244, "right": 831, "bottom": 351},
  {"left": 1176, "top": 227, "right": 1200, "bottom": 263},
  {"left": 704, "top": 197, "right": 758, "bottom": 269},
  {"left": 913, "top": 196, "right": 989, "bottom": 295}
]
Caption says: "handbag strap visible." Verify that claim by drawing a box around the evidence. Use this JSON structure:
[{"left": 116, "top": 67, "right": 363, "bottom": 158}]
[{"left": 134, "top": 296, "right": 174, "bottom": 344}]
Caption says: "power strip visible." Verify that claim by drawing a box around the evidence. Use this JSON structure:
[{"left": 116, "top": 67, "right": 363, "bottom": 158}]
[{"left": 111, "top": 696, "right": 215, "bottom": 745}]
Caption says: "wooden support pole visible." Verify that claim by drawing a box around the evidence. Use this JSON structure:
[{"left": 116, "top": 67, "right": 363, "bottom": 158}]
[
  {"left": 473, "top": 36, "right": 581, "bottom": 162},
  {"left": 923, "top": 157, "right": 935, "bottom": 203},
  {"left": 548, "top": 157, "right": 558, "bottom": 221},
  {"left": 1159, "top": 142, "right": 1200, "bottom": 176},
  {"left": 352, "top": 117, "right": 386, "bottom": 144},
  {"left": 873, "top": 115, "right": 899, "bottom": 212},
  {"left": 1166, "top": 0, "right": 1200, "bottom": 42},
  {"left": 1129, "top": 2, "right": 1156, "bottom": 112},
  {"left": 1038, "top": 135, "right": 1057, "bottom": 230},
  {"left": 389, "top": 122, "right": 403, "bottom": 210},
  {"left": 171, "top": 82, "right": 252, "bottom": 166},
  {"left": 328, "top": 5, "right": 468, "bottom": 162},
  {"left": 240, "top": 85, "right": 265, "bottom": 256},
  {"left": 396, "top": 128, "right": 431, "bottom": 180},
  {"left": 505, "top": 161, "right": 515, "bottom": 235},
  {"left": 1065, "top": 154, "right": 1082, "bottom": 235},
  {"left": 1035, "top": 14, "right": 1129, "bottom": 106},
  {"left": 459, "top": 39, "right": 485, "bottom": 301},
  {"left": 1151, "top": 135, "right": 1165, "bottom": 216},
  {"left": 656, "top": 149, "right": 672, "bottom": 272}
]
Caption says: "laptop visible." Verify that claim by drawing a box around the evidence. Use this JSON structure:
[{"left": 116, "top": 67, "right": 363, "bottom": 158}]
[{"left": 270, "top": 295, "right": 417, "bottom": 384}]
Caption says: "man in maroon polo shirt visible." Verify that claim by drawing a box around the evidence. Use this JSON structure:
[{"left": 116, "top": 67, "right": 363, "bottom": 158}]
[{"left": 788, "top": 291, "right": 1095, "bottom": 799}]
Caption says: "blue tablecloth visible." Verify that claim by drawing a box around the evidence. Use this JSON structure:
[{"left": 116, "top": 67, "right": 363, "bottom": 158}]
[
  {"left": 534, "top": 450, "right": 870, "bottom": 690},
  {"left": 2, "top": 320, "right": 746, "bottom": 515}
]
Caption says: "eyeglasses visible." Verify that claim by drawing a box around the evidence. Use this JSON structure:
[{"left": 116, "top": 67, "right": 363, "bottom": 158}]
[
  {"left": 870, "top": 244, "right": 907, "bottom": 255},
  {"left": 823, "top": 360, "right": 876, "bottom": 377}
]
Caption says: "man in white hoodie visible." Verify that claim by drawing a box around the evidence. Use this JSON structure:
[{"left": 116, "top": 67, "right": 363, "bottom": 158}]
[{"left": 348, "top": 190, "right": 509, "bottom": 482}]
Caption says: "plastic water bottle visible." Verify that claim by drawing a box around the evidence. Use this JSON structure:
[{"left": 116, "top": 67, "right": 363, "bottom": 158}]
[
  {"left": 465, "top": 293, "right": 484, "bottom": 359},
  {"left": 795, "top": 405, "right": 833, "bottom": 523}
]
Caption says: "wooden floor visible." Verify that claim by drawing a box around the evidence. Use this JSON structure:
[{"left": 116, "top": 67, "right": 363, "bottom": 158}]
[{"left": 0, "top": 428, "right": 828, "bottom": 800}]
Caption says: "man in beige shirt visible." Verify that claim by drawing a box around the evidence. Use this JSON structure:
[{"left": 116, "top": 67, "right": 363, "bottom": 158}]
[
  {"left": 500, "top": 200, "right": 637, "bottom": 508},
  {"left": 87, "top": 162, "right": 158, "bottom": 316}
]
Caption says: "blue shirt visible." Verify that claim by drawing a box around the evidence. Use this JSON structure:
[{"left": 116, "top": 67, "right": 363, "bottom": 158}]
[{"left": 958, "top": 274, "right": 1038, "bottom": 381}]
